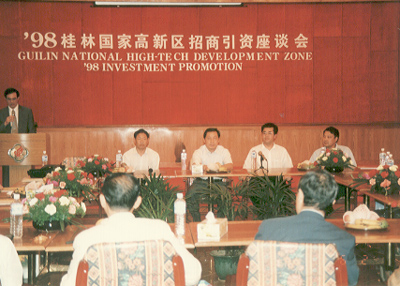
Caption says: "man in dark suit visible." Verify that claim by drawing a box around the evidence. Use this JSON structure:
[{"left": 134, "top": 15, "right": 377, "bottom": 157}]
[
  {"left": 0, "top": 88, "right": 36, "bottom": 134},
  {"left": 254, "top": 169, "right": 359, "bottom": 286},
  {"left": 0, "top": 88, "right": 36, "bottom": 187}
]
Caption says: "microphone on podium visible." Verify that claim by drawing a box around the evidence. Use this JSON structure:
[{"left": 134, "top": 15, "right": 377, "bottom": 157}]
[{"left": 258, "top": 151, "right": 269, "bottom": 175}]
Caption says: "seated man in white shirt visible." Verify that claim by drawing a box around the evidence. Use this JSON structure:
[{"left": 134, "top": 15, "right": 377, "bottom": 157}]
[
  {"left": 60, "top": 173, "right": 202, "bottom": 286},
  {"left": 187, "top": 128, "right": 233, "bottom": 222},
  {"left": 0, "top": 234, "right": 23, "bottom": 286},
  {"left": 122, "top": 129, "right": 160, "bottom": 171},
  {"left": 309, "top": 126, "right": 357, "bottom": 215},
  {"left": 309, "top": 126, "right": 357, "bottom": 166},
  {"left": 243, "top": 122, "right": 293, "bottom": 170}
]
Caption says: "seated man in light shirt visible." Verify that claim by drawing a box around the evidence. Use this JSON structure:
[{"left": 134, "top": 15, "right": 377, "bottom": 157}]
[
  {"left": 309, "top": 126, "right": 357, "bottom": 166},
  {"left": 122, "top": 129, "right": 160, "bottom": 171},
  {"left": 0, "top": 234, "right": 23, "bottom": 286},
  {"left": 309, "top": 126, "right": 357, "bottom": 215},
  {"left": 243, "top": 122, "right": 293, "bottom": 170},
  {"left": 186, "top": 128, "right": 233, "bottom": 222},
  {"left": 60, "top": 173, "right": 202, "bottom": 286}
]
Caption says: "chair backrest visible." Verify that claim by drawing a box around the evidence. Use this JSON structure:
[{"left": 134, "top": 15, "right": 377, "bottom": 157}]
[
  {"left": 236, "top": 240, "right": 348, "bottom": 286},
  {"left": 76, "top": 240, "right": 185, "bottom": 286}
]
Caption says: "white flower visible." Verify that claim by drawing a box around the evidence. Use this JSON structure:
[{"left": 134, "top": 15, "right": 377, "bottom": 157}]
[
  {"left": 350, "top": 160, "right": 354, "bottom": 165},
  {"left": 104, "top": 158, "right": 109, "bottom": 162},
  {"left": 69, "top": 197, "right": 77, "bottom": 204},
  {"left": 88, "top": 158, "right": 93, "bottom": 162},
  {"left": 67, "top": 169, "right": 74, "bottom": 174},
  {"left": 59, "top": 196, "right": 70, "bottom": 206},
  {"left": 68, "top": 205, "right": 76, "bottom": 215},
  {"left": 342, "top": 156, "right": 347, "bottom": 162},
  {"left": 81, "top": 202, "right": 86, "bottom": 213},
  {"left": 94, "top": 154, "right": 99, "bottom": 157},
  {"left": 377, "top": 165, "right": 383, "bottom": 171},
  {"left": 45, "top": 204, "right": 57, "bottom": 216},
  {"left": 322, "top": 156, "right": 328, "bottom": 161},
  {"left": 55, "top": 167, "right": 61, "bottom": 172},
  {"left": 59, "top": 181, "right": 66, "bottom": 189},
  {"left": 389, "top": 165, "right": 398, "bottom": 172},
  {"left": 398, "top": 178, "right": 400, "bottom": 186},
  {"left": 29, "top": 198, "right": 38, "bottom": 207},
  {"left": 370, "top": 178, "right": 376, "bottom": 186}
]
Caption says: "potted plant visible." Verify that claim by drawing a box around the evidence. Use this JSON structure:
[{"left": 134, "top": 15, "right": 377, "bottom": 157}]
[
  {"left": 23, "top": 189, "right": 86, "bottom": 231},
  {"left": 189, "top": 180, "right": 250, "bottom": 280},
  {"left": 315, "top": 148, "right": 355, "bottom": 173},
  {"left": 248, "top": 173, "right": 296, "bottom": 220},
  {"left": 134, "top": 173, "right": 179, "bottom": 222}
]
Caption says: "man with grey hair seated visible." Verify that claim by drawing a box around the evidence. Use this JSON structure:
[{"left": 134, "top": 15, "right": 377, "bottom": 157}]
[
  {"left": 61, "top": 173, "right": 201, "bottom": 286},
  {"left": 255, "top": 170, "right": 359, "bottom": 286}
]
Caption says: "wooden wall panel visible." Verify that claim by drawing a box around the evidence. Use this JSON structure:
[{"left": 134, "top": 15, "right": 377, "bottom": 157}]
[
  {"left": 314, "top": 4, "right": 342, "bottom": 37},
  {"left": 342, "top": 4, "right": 370, "bottom": 37}
]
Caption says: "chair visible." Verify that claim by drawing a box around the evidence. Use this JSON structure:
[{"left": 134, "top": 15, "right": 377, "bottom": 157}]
[
  {"left": 236, "top": 240, "right": 348, "bottom": 286},
  {"left": 76, "top": 240, "right": 185, "bottom": 286}
]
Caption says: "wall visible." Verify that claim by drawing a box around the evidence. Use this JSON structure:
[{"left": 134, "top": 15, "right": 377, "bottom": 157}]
[{"left": 0, "top": 1, "right": 398, "bottom": 127}]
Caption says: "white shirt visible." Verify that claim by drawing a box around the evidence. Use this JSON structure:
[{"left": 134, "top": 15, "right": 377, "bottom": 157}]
[
  {"left": 122, "top": 147, "right": 160, "bottom": 170},
  {"left": 0, "top": 234, "right": 23, "bottom": 286},
  {"left": 60, "top": 212, "right": 202, "bottom": 286},
  {"left": 243, "top": 143, "right": 293, "bottom": 169},
  {"left": 8, "top": 105, "right": 18, "bottom": 127},
  {"left": 190, "top": 145, "right": 233, "bottom": 166},
  {"left": 309, "top": 144, "right": 357, "bottom": 167}
]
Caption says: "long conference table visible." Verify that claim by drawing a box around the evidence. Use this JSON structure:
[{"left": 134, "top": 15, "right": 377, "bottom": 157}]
[{"left": 1, "top": 217, "right": 400, "bottom": 283}]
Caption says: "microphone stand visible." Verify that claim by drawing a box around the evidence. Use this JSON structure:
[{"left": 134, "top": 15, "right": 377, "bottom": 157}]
[{"left": 259, "top": 156, "right": 264, "bottom": 169}]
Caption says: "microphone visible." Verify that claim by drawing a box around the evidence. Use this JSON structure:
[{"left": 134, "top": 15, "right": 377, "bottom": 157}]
[{"left": 258, "top": 151, "right": 269, "bottom": 174}]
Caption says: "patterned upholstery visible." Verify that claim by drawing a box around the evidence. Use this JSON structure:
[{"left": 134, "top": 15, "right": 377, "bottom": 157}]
[
  {"left": 62, "top": 157, "right": 86, "bottom": 168},
  {"left": 84, "top": 240, "right": 177, "bottom": 286},
  {"left": 245, "top": 241, "right": 339, "bottom": 286}
]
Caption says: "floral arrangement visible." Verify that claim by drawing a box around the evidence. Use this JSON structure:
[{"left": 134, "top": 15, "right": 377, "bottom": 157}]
[
  {"left": 315, "top": 148, "right": 354, "bottom": 171},
  {"left": 77, "top": 155, "right": 114, "bottom": 177},
  {"left": 46, "top": 167, "right": 95, "bottom": 199},
  {"left": 352, "top": 165, "right": 400, "bottom": 196},
  {"left": 23, "top": 189, "right": 86, "bottom": 231}
]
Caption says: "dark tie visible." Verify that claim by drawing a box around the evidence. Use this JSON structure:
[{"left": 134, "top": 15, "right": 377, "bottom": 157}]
[{"left": 11, "top": 110, "right": 18, "bottom": 133}]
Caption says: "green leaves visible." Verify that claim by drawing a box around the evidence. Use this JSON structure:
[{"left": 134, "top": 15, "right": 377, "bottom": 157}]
[
  {"left": 134, "top": 173, "right": 179, "bottom": 222},
  {"left": 248, "top": 174, "right": 296, "bottom": 220}
]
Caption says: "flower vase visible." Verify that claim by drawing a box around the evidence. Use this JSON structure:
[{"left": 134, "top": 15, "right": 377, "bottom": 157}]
[{"left": 32, "top": 220, "right": 65, "bottom": 232}]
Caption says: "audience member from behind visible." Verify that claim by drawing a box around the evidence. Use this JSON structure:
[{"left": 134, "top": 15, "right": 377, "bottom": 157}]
[
  {"left": 243, "top": 122, "right": 293, "bottom": 170},
  {"left": 122, "top": 128, "right": 160, "bottom": 171},
  {"left": 254, "top": 170, "right": 359, "bottom": 286},
  {"left": 60, "top": 173, "right": 202, "bottom": 286},
  {"left": 0, "top": 234, "right": 23, "bottom": 286}
]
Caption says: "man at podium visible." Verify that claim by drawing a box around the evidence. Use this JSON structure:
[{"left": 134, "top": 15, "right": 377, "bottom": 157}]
[
  {"left": 0, "top": 88, "right": 36, "bottom": 134},
  {"left": 0, "top": 88, "right": 36, "bottom": 187}
]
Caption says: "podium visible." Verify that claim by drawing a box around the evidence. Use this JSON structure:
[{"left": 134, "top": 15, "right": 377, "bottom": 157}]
[{"left": 0, "top": 134, "right": 47, "bottom": 187}]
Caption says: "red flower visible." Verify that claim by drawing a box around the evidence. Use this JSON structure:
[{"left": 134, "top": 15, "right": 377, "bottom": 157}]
[
  {"left": 333, "top": 151, "right": 338, "bottom": 155},
  {"left": 381, "top": 171, "right": 389, "bottom": 179},
  {"left": 333, "top": 157, "right": 339, "bottom": 163},
  {"left": 53, "top": 171, "right": 60, "bottom": 177},
  {"left": 76, "top": 160, "right": 85, "bottom": 168},
  {"left": 369, "top": 169, "right": 379, "bottom": 178},
  {"left": 88, "top": 173, "right": 94, "bottom": 179},
  {"left": 314, "top": 161, "right": 318, "bottom": 166},
  {"left": 95, "top": 160, "right": 100, "bottom": 165},
  {"left": 383, "top": 165, "right": 390, "bottom": 170},
  {"left": 35, "top": 192, "right": 45, "bottom": 200},
  {"left": 107, "top": 163, "right": 111, "bottom": 168},
  {"left": 97, "top": 156, "right": 102, "bottom": 160},
  {"left": 54, "top": 189, "right": 68, "bottom": 198},
  {"left": 81, "top": 171, "right": 87, "bottom": 178},
  {"left": 67, "top": 173, "right": 76, "bottom": 181}
]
